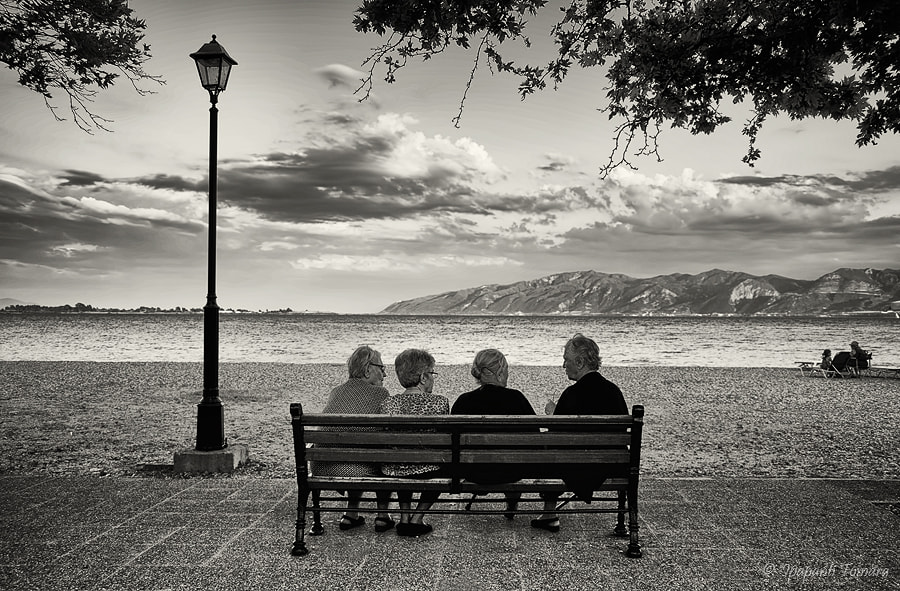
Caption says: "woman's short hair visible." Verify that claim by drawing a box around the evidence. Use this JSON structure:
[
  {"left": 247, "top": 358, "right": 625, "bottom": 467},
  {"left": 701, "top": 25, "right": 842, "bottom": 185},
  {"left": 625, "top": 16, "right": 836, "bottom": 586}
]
[
  {"left": 347, "top": 345, "right": 379, "bottom": 379},
  {"left": 394, "top": 348, "right": 435, "bottom": 388},
  {"left": 566, "top": 333, "right": 601, "bottom": 371},
  {"left": 471, "top": 349, "right": 508, "bottom": 382}
]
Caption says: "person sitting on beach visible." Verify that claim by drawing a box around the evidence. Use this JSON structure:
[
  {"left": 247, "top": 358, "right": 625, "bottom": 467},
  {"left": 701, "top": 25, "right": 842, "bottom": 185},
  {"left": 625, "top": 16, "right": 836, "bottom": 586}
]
[
  {"left": 849, "top": 341, "right": 871, "bottom": 370},
  {"left": 820, "top": 349, "right": 832, "bottom": 370},
  {"left": 533, "top": 333, "right": 629, "bottom": 533},
  {"left": 451, "top": 348, "right": 537, "bottom": 518},
  {"left": 309, "top": 345, "right": 395, "bottom": 532},
  {"left": 380, "top": 348, "right": 449, "bottom": 537}
]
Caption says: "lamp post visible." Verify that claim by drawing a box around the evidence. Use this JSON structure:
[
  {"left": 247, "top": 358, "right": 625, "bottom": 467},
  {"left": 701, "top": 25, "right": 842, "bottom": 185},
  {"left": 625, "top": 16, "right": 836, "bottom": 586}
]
[{"left": 190, "top": 35, "right": 237, "bottom": 451}]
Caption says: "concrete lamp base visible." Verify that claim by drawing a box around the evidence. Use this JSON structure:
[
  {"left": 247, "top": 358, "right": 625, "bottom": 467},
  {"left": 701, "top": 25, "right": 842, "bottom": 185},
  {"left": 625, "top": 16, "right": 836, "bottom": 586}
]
[{"left": 174, "top": 444, "right": 249, "bottom": 474}]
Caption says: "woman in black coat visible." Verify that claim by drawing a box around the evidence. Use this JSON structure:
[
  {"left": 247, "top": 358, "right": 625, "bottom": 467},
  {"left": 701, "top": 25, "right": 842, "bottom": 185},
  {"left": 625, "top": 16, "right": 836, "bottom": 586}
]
[{"left": 451, "top": 348, "right": 536, "bottom": 518}]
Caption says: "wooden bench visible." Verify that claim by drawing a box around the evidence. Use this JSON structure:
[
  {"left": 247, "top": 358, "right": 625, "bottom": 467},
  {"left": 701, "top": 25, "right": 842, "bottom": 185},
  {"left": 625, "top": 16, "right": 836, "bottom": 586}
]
[{"left": 290, "top": 403, "right": 645, "bottom": 558}]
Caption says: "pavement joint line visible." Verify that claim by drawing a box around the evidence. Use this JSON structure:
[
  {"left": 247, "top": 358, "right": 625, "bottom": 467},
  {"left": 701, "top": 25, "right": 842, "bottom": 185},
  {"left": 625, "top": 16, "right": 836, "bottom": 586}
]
[
  {"left": 118, "top": 526, "right": 185, "bottom": 571},
  {"left": 202, "top": 481, "right": 288, "bottom": 567},
  {"left": 51, "top": 482, "right": 202, "bottom": 563},
  {"left": 275, "top": 486, "right": 295, "bottom": 508}
]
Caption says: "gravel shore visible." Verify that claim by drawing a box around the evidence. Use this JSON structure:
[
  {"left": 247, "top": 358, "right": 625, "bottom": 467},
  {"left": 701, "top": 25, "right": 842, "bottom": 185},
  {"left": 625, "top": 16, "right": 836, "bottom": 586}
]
[{"left": 1, "top": 361, "right": 898, "bottom": 479}]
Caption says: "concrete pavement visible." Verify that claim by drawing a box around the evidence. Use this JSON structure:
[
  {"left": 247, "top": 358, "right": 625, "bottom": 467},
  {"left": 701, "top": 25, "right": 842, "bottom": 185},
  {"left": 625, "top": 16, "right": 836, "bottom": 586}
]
[{"left": 1, "top": 476, "right": 898, "bottom": 590}]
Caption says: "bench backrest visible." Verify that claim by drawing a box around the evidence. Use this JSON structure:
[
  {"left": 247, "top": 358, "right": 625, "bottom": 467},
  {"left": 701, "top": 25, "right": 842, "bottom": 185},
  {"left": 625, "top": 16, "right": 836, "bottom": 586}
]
[{"left": 290, "top": 403, "right": 644, "bottom": 481}]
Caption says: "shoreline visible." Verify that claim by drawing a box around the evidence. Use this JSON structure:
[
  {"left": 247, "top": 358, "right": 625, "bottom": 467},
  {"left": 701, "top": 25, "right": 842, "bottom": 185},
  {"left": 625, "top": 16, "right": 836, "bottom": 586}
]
[{"left": 1, "top": 361, "right": 898, "bottom": 480}]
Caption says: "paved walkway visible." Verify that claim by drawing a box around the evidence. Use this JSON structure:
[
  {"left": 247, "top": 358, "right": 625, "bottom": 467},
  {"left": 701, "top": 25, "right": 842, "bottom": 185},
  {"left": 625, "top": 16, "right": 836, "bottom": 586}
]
[{"left": 1, "top": 476, "right": 898, "bottom": 590}]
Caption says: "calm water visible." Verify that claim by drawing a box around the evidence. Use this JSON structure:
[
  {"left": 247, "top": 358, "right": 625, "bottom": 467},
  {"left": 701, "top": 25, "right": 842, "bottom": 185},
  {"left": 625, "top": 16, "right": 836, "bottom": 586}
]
[{"left": 1, "top": 313, "right": 898, "bottom": 367}]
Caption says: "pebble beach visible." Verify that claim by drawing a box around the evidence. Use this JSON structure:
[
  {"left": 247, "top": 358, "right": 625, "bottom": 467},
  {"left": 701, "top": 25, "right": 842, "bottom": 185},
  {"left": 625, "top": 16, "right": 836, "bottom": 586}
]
[{"left": 1, "top": 361, "right": 898, "bottom": 479}]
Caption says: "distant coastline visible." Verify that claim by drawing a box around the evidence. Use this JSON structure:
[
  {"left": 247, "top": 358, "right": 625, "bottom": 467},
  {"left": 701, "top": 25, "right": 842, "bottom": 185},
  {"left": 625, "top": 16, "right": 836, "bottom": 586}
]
[
  {"left": 0, "top": 304, "right": 318, "bottom": 315},
  {"left": 0, "top": 303, "right": 895, "bottom": 318}
]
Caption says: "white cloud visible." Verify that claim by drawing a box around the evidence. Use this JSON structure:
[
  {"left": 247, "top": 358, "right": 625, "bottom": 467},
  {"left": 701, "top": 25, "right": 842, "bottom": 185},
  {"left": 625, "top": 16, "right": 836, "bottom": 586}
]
[
  {"left": 315, "top": 64, "right": 365, "bottom": 89},
  {"left": 58, "top": 195, "right": 197, "bottom": 227},
  {"left": 258, "top": 241, "right": 300, "bottom": 252},
  {"left": 291, "top": 253, "right": 523, "bottom": 272},
  {"left": 50, "top": 243, "right": 103, "bottom": 257},
  {"left": 362, "top": 113, "right": 504, "bottom": 184}
]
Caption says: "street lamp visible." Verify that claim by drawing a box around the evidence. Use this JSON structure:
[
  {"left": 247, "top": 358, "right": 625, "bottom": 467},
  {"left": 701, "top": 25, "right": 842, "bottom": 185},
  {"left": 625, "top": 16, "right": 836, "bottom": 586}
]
[{"left": 190, "top": 35, "right": 237, "bottom": 451}]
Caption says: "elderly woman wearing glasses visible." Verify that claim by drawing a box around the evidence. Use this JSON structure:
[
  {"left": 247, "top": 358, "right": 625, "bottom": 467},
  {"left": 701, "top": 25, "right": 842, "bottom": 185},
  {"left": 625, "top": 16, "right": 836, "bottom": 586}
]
[
  {"left": 310, "top": 345, "right": 395, "bottom": 533},
  {"left": 381, "top": 348, "right": 449, "bottom": 537}
]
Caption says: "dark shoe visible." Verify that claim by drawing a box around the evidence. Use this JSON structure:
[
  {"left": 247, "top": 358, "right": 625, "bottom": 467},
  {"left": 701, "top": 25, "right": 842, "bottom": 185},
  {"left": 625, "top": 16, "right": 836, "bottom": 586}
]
[
  {"left": 338, "top": 515, "right": 366, "bottom": 531},
  {"left": 374, "top": 517, "right": 396, "bottom": 532},
  {"left": 503, "top": 502, "right": 518, "bottom": 520},
  {"left": 397, "top": 522, "right": 433, "bottom": 537},
  {"left": 530, "top": 517, "right": 560, "bottom": 533}
]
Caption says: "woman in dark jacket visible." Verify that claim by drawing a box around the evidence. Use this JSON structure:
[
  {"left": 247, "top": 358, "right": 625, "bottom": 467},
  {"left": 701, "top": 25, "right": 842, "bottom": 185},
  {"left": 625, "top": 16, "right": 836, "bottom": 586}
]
[
  {"left": 532, "top": 333, "right": 629, "bottom": 533},
  {"left": 451, "top": 348, "right": 536, "bottom": 518}
]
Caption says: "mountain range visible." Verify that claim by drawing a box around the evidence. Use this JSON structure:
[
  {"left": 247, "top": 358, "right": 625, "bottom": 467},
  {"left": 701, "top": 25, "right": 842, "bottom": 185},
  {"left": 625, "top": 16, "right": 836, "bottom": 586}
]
[{"left": 380, "top": 268, "right": 900, "bottom": 316}]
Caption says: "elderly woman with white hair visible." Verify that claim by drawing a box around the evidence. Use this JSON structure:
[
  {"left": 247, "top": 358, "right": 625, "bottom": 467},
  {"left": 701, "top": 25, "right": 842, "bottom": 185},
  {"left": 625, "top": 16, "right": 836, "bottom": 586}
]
[
  {"left": 533, "top": 333, "right": 629, "bottom": 533},
  {"left": 381, "top": 348, "right": 449, "bottom": 537},
  {"left": 310, "top": 345, "right": 395, "bottom": 533},
  {"left": 451, "top": 348, "right": 537, "bottom": 519}
]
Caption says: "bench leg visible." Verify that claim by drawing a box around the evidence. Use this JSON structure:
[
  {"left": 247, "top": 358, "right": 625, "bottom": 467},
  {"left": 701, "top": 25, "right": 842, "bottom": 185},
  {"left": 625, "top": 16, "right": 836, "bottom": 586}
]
[
  {"left": 291, "top": 488, "right": 310, "bottom": 556},
  {"left": 614, "top": 490, "right": 628, "bottom": 537},
  {"left": 625, "top": 487, "right": 642, "bottom": 558},
  {"left": 309, "top": 490, "right": 324, "bottom": 536}
]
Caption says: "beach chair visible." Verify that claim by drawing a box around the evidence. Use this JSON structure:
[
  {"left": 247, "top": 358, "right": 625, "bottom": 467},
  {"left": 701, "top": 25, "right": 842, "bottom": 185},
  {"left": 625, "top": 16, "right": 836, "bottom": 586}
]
[
  {"left": 796, "top": 361, "right": 817, "bottom": 376},
  {"left": 829, "top": 351, "right": 856, "bottom": 378},
  {"left": 798, "top": 360, "right": 837, "bottom": 378},
  {"left": 870, "top": 365, "right": 900, "bottom": 379}
]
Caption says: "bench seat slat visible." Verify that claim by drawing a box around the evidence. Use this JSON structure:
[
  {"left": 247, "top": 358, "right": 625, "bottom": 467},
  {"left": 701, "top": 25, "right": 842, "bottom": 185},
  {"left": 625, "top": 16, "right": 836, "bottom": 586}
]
[
  {"left": 305, "top": 476, "right": 631, "bottom": 492},
  {"left": 458, "top": 477, "right": 630, "bottom": 493},
  {"left": 460, "top": 433, "right": 631, "bottom": 446},
  {"left": 308, "top": 476, "right": 454, "bottom": 491},
  {"left": 306, "top": 448, "right": 452, "bottom": 463},
  {"left": 459, "top": 449, "right": 630, "bottom": 464},
  {"left": 305, "top": 432, "right": 452, "bottom": 446}
]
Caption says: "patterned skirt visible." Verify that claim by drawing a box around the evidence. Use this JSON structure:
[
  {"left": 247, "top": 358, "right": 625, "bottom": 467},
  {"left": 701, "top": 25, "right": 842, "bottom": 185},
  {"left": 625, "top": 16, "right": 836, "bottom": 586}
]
[{"left": 309, "top": 459, "right": 382, "bottom": 478}]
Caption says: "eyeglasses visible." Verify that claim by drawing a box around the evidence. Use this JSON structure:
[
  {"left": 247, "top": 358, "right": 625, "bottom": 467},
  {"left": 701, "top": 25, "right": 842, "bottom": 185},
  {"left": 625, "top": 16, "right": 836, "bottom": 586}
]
[
  {"left": 425, "top": 371, "right": 438, "bottom": 377},
  {"left": 369, "top": 363, "right": 386, "bottom": 372}
]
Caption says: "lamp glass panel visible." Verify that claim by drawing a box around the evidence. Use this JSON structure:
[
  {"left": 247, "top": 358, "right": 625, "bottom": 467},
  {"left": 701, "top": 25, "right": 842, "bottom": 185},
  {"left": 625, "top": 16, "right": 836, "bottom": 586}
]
[
  {"left": 196, "top": 57, "right": 224, "bottom": 89},
  {"left": 217, "top": 63, "right": 232, "bottom": 90},
  {"left": 194, "top": 60, "right": 211, "bottom": 87}
]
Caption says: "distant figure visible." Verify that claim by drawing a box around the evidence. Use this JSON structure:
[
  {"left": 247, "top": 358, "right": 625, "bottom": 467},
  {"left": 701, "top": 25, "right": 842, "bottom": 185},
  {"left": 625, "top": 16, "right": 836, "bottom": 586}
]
[
  {"left": 310, "top": 345, "right": 394, "bottom": 532},
  {"left": 820, "top": 349, "right": 832, "bottom": 370},
  {"left": 381, "top": 348, "right": 449, "bottom": 537},
  {"left": 451, "top": 348, "right": 536, "bottom": 518},
  {"left": 849, "top": 341, "right": 871, "bottom": 371},
  {"left": 534, "top": 333, "right": 628, "bottom": 533}
]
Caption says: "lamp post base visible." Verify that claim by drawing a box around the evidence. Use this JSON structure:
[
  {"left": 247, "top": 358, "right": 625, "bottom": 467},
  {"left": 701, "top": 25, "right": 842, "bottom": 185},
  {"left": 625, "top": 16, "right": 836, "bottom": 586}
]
[
  {"left": 174, "top": 444, "right": 249, "bottom": 474},
  {"left": 195, "top": 398, "right": 226, "bottom": 451}
]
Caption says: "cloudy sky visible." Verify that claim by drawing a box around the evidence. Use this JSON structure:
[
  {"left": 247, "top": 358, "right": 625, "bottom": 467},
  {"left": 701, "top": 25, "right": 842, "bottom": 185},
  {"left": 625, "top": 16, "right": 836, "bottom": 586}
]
[{"left": 2, "top": 1, "right": 899, "bottom": 313}]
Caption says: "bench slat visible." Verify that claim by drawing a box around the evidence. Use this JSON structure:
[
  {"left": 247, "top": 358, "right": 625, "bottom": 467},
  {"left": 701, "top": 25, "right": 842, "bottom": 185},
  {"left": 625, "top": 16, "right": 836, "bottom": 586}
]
[
  {"left": 305, "top": 432, "right": 452, "bottom": 446},
  {"left": 458, "top": 477, "right": 630, "bottom": 492},
  {"left": 305, "top": 476, "right": 631, "bottom": 492},
  {"left": 300, "top": 413, "right": 635, "bottom": 428},
  {"left": 460, "top": 433, "right": 631, "bottom": 446},
  {"left": 459, "top": 449, "right": 630, "bottom": 464},
  {"left": 308, "top": 476, "right": 454, "bottom": 491},
  {"left": 306, "top": 448, "right": 452, "bottom": 463}
]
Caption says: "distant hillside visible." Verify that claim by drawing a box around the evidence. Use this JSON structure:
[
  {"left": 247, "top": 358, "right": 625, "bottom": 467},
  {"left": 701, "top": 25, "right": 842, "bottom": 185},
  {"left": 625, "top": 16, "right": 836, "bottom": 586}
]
[
  {"left": 380, "top": 268, "right": 900, "bottom": 316},
  {"left": 0, "top": 298, "right": 34, "bottom": 309}
]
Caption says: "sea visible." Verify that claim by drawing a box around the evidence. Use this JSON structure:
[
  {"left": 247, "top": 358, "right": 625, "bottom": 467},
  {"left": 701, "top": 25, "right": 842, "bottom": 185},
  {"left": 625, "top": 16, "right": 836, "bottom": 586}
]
[{"left": 1, "top": 313, "right": 898, "bottom": 367}]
